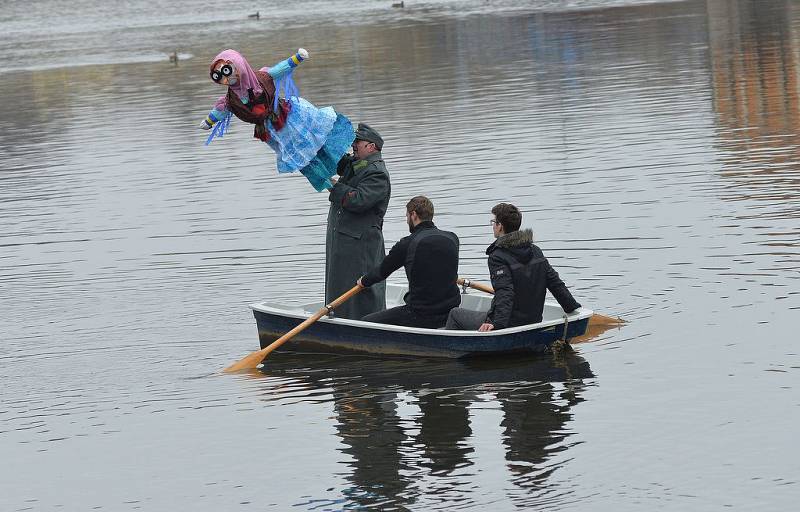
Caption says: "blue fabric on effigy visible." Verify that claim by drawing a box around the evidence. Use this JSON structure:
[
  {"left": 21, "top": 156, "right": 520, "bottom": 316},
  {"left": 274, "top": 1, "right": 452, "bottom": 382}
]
[
  {"left": 272, "top": 71, "right": 300, "bottom": 113},
  {"left": 266, "top": 96, "right": 354, "bottom": 191},
  {"left": 298, "top": 114, "right": 355, "bottom": 191},
  {"left": 204, "top": 110, "right": 232, "bottom": 146}
]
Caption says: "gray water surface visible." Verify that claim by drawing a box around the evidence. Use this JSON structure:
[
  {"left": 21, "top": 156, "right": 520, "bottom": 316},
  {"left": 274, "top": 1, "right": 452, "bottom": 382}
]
[{"left": 1, "top": 0, "right": 798, "bottom": 510}]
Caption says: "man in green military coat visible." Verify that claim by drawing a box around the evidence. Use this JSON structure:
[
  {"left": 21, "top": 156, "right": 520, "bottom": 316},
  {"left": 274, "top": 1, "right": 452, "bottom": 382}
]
[{"left": 325, "top": 123, "right": 391, "bottom": 319}]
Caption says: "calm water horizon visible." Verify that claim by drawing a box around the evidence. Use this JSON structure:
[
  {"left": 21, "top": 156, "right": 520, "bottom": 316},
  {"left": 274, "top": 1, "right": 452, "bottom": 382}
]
[{"left": 1, "top": 0, "right": 798, "bottom": 510}]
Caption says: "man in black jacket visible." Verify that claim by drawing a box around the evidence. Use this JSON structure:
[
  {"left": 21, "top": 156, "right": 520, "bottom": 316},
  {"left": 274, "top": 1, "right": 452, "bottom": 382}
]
[
  {"left": 445, "top": 203, "right": 581, "bottom": 331},
  {"left": 358, "top": 196, "right": 460, "bottom": 328}
]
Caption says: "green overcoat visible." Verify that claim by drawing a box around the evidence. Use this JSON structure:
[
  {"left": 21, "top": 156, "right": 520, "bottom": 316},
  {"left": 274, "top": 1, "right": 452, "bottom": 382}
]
[{"left": 326, "top": 152, "right": 391, "bottom": 319}]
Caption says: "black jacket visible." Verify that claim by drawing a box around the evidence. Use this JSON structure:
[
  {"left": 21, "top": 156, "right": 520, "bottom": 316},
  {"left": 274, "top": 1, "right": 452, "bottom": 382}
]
[
  {"left": 486, "top": 229, "right": 581, "bottom": 329},
  {"left": 362, "top": 221, "right": 461, "bottom": 315}
]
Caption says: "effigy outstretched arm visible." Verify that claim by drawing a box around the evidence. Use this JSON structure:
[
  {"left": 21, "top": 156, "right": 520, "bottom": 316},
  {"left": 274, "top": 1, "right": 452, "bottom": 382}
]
[
  {"left": 200, "top": 108, "right": 230, "bottom": 130},
  {"left": 265, "top": 48, "right": 309, "bottom": 79}
]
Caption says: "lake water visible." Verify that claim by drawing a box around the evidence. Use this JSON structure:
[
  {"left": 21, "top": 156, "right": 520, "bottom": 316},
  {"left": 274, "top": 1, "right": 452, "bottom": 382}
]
[{"left": 1, "top": 0, "right": 798, "bottom": 510}]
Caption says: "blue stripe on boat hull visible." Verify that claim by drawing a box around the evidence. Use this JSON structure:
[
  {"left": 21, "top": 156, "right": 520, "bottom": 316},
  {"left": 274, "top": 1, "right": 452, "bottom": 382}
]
[{"left": 254, "top": 310, "right": 590, "bottom": 358}]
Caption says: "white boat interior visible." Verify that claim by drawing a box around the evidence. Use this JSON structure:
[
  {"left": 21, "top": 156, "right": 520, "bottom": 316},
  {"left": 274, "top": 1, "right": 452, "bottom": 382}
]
[{"left": 251, "top": 283, "right": 593, "bottom": 337}]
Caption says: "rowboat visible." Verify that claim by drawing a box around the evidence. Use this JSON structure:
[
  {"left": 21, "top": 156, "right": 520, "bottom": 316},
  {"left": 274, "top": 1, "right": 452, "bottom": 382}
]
[{"left": 249, "top": 283, "right": 593, "bottom": 358}]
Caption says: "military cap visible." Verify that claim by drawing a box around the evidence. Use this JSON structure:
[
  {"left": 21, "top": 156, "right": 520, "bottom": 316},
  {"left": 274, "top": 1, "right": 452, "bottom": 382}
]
[{"left": 354, "top": 123, "right": 384, "bottom": 150}]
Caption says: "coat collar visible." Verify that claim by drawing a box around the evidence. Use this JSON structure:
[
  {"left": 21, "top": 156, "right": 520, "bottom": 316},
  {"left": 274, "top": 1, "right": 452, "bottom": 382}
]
[
  {"left": 412, "top": 220, "right": 435, "bottom": 233},
  {"left": 355, "top": 151, "right": 383, "bottom": 167},
  {"left": 486, "top": 228, "right": 533, "bottom": 254}
]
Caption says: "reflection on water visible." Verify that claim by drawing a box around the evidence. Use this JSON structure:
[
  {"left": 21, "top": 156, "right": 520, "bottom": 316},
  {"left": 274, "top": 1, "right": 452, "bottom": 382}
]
[
  {"left": 246, "top": 354, "right": 592, "bottom": 510},
  {"left": 2, "top": 0, "right": 800, "bottom": 510},
  {"left": 710, "top": 0, "right": 800, "bottom": 226}
]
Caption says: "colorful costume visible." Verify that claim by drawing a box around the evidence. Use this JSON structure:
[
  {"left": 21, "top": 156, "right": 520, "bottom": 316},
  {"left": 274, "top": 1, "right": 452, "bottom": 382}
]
[{"left": 202, "top": 49, "right": 354, "bottom": 191}]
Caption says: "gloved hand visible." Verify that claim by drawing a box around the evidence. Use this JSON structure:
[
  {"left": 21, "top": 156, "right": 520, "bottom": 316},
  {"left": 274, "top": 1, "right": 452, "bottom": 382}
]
[
  {"left": 298, "top": 48, "right": 309, "bottom": 59},
  {"left": 199, "top": 119, "right": 212, "bottom": 130}
]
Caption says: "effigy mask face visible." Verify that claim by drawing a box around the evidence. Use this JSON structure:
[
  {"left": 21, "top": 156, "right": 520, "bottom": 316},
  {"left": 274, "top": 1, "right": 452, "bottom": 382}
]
[{"left": 210, "top": 60, "right": 238, "bottom": 86}]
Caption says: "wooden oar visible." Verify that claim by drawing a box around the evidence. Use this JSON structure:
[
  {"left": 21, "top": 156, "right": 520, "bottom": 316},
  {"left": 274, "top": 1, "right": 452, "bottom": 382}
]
[
  {"left": 456, "top": 277, "right": 624, "bottom": 340},
  {"left": 224, "top": 284, "right": 364, "bottom": 373},
  {"left": 457, "top": 277, "right": 493, "bottom": 295}
]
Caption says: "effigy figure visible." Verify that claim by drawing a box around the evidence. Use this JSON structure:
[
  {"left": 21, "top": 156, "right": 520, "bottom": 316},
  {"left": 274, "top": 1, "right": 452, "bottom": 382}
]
[{"left": 201, "top": 48, "right": 354, "bottom": 191}]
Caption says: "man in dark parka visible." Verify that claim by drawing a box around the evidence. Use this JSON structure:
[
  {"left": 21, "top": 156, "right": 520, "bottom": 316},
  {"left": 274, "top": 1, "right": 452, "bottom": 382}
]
[
  {"left": 325, "top": 123, "right": 391, "bottom": 320},
  {"left": 445, "top": 203, "right": 581, "bottom": 330}
]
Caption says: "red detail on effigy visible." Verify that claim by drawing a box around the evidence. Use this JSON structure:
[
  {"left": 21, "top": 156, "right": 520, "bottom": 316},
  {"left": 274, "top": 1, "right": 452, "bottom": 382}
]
[{"left": 252, "top": 100, "right": 292, "bottom": 143}]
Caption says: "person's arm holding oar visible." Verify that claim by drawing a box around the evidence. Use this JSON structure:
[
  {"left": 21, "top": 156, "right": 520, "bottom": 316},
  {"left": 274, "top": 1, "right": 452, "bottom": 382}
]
[
  {"left": 357, "top": 234, "right": 409, "bottom": 289},
  {"left": 543, "top": 256, "right": 582, "bottom": 316}
]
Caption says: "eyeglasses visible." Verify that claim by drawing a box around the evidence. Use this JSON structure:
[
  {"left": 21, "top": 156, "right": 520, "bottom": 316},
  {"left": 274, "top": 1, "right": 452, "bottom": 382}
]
[
  {"left": 490, "top": 220, "right": 499, "bottom": 226},
  {"left": 210, "top": 63, "right": 235, "bottom": 83}
]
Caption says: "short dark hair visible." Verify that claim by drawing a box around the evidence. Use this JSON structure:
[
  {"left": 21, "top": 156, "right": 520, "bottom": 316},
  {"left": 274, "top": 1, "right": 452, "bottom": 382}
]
[
  {"left": 406, "top": 196, "right": 434, "bottom": 221},
  {"left": 491, "top": 203, "right": 521, "bottom": 232}
]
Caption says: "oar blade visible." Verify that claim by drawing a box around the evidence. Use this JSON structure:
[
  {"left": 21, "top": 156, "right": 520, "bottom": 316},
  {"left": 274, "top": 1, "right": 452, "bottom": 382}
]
[
  {"left": 572, "top": 313, "right": 626, "bottom": 343},
  {"left": 223, "top": 349, "right": 268, "bottom": 373},
  {"left": 588, "top": 313, "right": 625, "bottom": 327}
]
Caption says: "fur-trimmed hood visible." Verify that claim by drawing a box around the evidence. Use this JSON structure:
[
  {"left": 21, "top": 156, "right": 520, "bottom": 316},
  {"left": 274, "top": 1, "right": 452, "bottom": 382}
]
[
  {"left": 495, "top": 228, "right": 533, "bottom": 249},
  {"left": 486, "top": 228, "right": 535, "bottom": 262}
]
